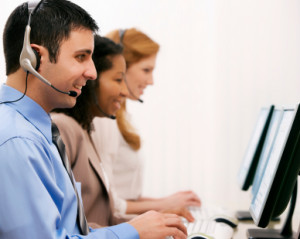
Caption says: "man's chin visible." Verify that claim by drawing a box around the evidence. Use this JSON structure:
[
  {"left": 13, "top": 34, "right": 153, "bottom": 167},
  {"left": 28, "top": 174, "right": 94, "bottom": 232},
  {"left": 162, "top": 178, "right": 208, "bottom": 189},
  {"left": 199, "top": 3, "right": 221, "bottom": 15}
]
[{"left": 58, "top": 99, "right": 77, "bottom": 109}]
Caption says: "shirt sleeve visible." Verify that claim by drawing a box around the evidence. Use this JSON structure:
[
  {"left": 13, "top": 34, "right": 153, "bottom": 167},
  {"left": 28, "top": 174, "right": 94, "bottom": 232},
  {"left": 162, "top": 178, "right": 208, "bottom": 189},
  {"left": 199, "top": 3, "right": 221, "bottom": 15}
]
[
  {"left": 0, "top": 137, "right": 139, "bottom": 239},
  {"left": 0, "top": 137, "right": 61, "bottom": 238},
  {"left": 88, "top": 223, "right": 139, "bottom": 239}
]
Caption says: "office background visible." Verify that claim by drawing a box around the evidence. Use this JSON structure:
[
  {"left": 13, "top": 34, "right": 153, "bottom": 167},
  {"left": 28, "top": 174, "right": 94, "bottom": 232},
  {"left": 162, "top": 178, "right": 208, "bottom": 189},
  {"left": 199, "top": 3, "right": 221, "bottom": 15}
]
[{"left": 1, "top": 0, "right": 300, "bottom": 218}]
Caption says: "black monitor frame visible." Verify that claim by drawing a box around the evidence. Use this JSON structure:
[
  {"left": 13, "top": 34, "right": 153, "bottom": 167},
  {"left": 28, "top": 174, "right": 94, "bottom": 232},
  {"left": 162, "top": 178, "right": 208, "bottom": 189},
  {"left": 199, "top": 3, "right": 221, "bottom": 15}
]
[
  {"left": 237, "top": 105, "right": 275, "bottom": 191},
  {"left": 251, "top": 108, "right": 284, "bottom": 197},
  {"left": 248, "top": 104, "right": 300, "bottom": 238}
]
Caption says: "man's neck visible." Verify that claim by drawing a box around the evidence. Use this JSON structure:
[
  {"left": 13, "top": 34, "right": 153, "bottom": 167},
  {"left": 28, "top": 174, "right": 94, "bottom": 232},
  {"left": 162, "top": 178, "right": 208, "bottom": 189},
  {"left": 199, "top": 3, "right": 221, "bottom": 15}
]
[
  {"left": 6, "top": 69, "right": 28, "bottom": 92},
  {"left": 6, "top": 69, "right": 52, "bottom": 113}
]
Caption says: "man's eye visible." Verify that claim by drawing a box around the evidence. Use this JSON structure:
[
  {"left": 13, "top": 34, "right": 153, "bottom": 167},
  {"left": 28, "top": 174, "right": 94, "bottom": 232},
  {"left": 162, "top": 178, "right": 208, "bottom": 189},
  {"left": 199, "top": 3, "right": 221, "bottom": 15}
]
[{"left": 76, "top": 55, "right": 85, "bottom": 61}]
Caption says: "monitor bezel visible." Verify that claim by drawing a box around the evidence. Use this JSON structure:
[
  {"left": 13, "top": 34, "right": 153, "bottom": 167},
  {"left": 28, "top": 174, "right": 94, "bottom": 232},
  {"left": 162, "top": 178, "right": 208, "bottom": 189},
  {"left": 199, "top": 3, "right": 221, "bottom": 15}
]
[
  {"left": 238, "top": 105, "right": 275, "bottom": 191},
  {"left": 251, "top": 108, "right": 284, "bottom": 197},
  {"left": 249, "top": 104, "right": 300, "bottom": 228}
]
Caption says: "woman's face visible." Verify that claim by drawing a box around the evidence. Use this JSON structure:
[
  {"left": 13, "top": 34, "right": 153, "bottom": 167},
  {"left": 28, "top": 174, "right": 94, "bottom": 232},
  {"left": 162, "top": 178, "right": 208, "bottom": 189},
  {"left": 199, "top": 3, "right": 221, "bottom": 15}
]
[
  {"left": 125, "top": 54, "right": 157, "bottom": 100},
  {"left": 97, "top": 54, "right": 128, "bottom": 117}
]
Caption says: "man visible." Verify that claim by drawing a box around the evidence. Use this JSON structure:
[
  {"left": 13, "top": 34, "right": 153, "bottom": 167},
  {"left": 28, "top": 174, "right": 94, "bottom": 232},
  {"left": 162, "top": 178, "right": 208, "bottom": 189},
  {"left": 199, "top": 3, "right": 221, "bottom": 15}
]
[{"left": 0, "top": 1, "right": 186, "bottom": 238}]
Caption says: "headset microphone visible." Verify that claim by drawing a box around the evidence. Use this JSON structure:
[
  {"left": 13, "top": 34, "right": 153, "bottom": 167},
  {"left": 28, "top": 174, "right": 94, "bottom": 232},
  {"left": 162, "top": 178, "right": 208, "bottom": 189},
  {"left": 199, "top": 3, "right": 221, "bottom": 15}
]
[
  {"left": 119, "top": 29, "right": 143, "bottom": 103},
  {"left": 131, "top": 95, "right": 143, "bottom": 103},
  {"left": 92, "top": 90, "right": 116, "bottom": 119},
  {"left": 95, "top": 103, "right": 116, "bottom": 120},
  {"left": 123, "top": 77, "right": 143, "bottom": 103},
  {"left": 127, "top": 86, "right": 143, "bottom": 103},
  {"left": 20, "top": 58, "right": 77, "bottom": 97},
  {"left": 136, "top": 97, "right": 143, "bottom": 103}
]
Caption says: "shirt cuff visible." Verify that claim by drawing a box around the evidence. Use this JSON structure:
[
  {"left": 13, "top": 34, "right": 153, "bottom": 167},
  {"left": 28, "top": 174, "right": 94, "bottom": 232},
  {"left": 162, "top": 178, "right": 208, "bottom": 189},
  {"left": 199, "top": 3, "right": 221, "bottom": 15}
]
[{"left": 106, "top": 223, "right": 140, "bottom": 239}]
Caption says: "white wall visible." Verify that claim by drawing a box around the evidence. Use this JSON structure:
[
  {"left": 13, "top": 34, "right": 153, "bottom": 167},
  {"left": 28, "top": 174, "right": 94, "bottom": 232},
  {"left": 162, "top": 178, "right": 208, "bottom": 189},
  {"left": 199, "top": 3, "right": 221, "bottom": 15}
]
[{"left": 1, "top": 0, "right": 300, "bottom": 217}]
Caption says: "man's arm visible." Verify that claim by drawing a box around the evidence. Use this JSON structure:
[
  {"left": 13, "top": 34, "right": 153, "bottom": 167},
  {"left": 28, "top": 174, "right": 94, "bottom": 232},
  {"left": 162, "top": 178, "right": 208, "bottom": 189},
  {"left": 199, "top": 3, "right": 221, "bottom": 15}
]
[{"left": 0, "top": 137, "right": 139, "bottom": 239}]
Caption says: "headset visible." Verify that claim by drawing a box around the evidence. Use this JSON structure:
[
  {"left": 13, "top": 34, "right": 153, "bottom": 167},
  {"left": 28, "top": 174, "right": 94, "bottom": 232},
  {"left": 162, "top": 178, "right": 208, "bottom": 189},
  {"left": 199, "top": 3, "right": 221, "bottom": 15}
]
[
  {"left": 92, "top": 88, "right": 116, "bottom": 120},
  {"left": 19, "top": 0, "right": 77, "bottom": 97},
  {"left": 118, "top": 29, "right": 143, "bottom": 103}
]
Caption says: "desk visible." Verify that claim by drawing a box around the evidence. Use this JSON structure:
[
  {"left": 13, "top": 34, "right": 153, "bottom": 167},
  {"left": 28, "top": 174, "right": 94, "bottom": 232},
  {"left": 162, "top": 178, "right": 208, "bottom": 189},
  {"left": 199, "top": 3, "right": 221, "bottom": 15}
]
[{"left": 233, "top": 214, "right": 300, "bottom": 239}]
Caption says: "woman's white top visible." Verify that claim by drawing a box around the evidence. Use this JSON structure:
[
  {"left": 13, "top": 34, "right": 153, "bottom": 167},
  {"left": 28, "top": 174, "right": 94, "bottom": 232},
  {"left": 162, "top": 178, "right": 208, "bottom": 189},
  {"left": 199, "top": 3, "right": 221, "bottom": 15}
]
[{"left": 92, "top": 117, "right": 144, "bottom": 216}]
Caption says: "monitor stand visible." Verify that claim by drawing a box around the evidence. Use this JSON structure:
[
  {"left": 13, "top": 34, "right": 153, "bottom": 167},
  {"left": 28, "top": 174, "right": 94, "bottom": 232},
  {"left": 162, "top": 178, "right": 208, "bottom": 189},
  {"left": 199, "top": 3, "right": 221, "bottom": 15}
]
[
  {"left": 247, "top": 180, "right": 298, "bottom": 239},
  {"left": 236, "top": 210, "right": 280, "bottom": 221},
  {"left": 247, "top": 229, "right": 294, "bottom": 239}
]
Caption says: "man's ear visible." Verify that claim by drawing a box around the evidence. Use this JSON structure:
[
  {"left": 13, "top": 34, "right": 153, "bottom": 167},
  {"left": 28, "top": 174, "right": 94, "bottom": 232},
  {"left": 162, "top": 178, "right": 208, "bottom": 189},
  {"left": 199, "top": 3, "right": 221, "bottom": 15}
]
[{"left": 31, "top": 44, "right": 47, "bottom": 71}]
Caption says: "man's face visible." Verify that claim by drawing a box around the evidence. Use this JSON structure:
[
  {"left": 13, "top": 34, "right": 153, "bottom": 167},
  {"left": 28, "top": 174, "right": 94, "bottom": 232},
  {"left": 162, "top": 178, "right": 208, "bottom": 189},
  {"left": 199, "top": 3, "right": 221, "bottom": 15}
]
[{"left": 38, "top": 28, "right": 96, "bottom": 112}]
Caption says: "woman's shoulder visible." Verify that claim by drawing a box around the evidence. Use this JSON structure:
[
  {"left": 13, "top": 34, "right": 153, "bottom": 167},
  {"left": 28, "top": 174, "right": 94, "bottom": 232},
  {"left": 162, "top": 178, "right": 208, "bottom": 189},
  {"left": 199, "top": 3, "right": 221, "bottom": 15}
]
[
  {"left": 92, "top": 117, "right": 120, "bottom": 139},
  {"left": 92, "top": 117, "right": 121, "bottom": 154},
  {"left": 50, "top": 113, "right": 87, "bottom": 164},
  {"left": 93, "top": 117, "right": 118, "bottom": 130},
  {"left": 50, "top": 112, "right": 85, "bottom": 143},
  {"left": 51, "top": 113, "right": 81, "bottom": 130}
]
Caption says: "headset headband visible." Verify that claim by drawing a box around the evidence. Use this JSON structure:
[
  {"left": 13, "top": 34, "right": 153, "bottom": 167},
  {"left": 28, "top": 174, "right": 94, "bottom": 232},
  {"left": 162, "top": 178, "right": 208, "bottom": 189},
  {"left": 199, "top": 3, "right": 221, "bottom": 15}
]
[{"left": 119, "top": 29, "right": 126, "bottom": 45}]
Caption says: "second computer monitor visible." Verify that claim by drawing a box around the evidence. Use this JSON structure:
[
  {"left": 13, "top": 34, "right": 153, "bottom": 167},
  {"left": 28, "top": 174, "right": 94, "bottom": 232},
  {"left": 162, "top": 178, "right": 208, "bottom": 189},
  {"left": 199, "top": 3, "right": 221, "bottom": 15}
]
[{"left": 249, "top": 104, "right": 300, "bottom": 229}]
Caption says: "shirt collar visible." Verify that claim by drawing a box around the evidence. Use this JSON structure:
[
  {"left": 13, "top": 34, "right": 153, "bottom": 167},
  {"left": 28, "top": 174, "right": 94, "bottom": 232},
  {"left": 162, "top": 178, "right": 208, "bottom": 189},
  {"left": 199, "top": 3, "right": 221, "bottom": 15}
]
[{"left": 0, "top": 84, "right": 52, "bottom": 143}]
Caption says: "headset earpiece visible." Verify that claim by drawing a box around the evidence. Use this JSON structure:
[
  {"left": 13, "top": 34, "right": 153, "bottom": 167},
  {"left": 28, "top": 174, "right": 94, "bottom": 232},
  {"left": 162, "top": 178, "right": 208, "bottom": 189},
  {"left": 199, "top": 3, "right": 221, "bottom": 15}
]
[
  {"left": 20, "top": 25, "right": 40, "bottom": 72},
  {"left": 32, "top": 48, "right": 40, "bottom": 71}
]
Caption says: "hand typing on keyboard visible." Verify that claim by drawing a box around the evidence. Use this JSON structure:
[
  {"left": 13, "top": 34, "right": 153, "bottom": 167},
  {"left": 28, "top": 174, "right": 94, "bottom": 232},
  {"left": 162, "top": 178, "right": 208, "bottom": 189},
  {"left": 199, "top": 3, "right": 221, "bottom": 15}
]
[
  {"left": 159, "top": 191, "right": 201, "bottom": 211},
  {"left": 128, "top": 210, "right": 187, "bottom": 239},
  {"left": 161, "top": 206, "right": 195, "bottom": 222}
]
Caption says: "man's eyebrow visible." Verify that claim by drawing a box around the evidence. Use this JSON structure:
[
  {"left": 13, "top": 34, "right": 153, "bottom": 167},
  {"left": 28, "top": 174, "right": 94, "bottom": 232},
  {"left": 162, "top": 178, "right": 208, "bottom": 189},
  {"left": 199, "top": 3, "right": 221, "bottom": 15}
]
[{"left": 75, "top": 49, "right": 93, "bottom": 55}]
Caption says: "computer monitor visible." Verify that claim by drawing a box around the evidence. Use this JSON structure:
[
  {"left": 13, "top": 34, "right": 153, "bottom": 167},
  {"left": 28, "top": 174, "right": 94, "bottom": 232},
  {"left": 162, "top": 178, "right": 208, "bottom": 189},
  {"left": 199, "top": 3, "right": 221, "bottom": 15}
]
[
  {"left": 236, "top": 106, "right": 283, "bottom": 221},
  {"left": 251, "top": 108, "right": 284, "bottom": 197},
  {"left": 237, "top": 105, "right": 275, "bottom": 191},
  {"left": 248, "top": 104, "right": 300, "bottom": 239}
]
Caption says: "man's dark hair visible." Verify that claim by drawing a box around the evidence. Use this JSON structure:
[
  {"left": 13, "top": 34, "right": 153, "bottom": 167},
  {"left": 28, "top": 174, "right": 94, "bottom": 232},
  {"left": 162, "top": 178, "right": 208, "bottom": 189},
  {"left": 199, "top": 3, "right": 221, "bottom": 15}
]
[
  {"left": 3, "top": 0, "right": 98, "bottom": 75},
  {"left": 53, "top": 35, "right": 123, "bottom": 133}
]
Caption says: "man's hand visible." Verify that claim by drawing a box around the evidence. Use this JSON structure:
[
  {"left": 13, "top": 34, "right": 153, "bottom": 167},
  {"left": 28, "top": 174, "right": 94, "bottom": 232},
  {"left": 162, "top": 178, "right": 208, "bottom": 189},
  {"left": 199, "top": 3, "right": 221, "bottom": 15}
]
[{"left": 128, "top": 210, "right": 187, "bottom": 239}]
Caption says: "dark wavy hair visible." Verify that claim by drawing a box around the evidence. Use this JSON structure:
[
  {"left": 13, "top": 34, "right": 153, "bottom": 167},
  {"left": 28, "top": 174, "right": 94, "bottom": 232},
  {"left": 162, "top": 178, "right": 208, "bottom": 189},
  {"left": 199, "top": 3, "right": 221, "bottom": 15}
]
[{"left": 53, "top": 35, "right": 123, "bottom": 133}]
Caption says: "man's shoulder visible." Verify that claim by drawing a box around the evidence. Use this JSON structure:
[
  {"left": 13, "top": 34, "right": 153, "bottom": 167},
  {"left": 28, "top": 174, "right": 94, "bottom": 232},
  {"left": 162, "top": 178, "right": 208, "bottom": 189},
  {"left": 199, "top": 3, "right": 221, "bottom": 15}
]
[{"left": 0, "top": 105, "right": 42, "bottom": 145}]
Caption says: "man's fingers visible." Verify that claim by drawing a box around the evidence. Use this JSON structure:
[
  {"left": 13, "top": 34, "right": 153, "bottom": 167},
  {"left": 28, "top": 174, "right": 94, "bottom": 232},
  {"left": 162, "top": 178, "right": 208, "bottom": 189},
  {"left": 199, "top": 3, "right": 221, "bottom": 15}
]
[
  {"left": 166, "top": 227, "right": 187, "bottom": 239},
  {"left": 164, "top": 215, "right": 187, "bottom": 235}
]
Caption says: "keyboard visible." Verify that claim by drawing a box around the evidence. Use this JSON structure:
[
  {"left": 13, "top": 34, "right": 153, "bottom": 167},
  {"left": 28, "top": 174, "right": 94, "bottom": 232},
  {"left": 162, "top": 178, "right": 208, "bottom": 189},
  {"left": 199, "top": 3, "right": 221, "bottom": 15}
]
[
  {"left": 184, "top": 219, "right": 234, "bottom": 239},
  {"left": 188, "top": 205, "right": 238, "bottom": 228},
  {"left": 165, "top": 218, "right": 234, "bottom": 239},
  {"left": 166, "top": 205, "right": 238, "bottom": 239}
]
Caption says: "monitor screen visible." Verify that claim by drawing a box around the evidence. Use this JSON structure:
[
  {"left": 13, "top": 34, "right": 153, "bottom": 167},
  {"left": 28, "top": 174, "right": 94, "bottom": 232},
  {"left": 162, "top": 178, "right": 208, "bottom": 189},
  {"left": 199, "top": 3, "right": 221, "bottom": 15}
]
[
  {"left": 237, "top": 105, "right": 274, "bottom": 191},
  {"left": 249, "top": 105, "right": 300, "bottom": 228},
  {"left": 251, "top": 108, "right": 283, "bottom": 196}
]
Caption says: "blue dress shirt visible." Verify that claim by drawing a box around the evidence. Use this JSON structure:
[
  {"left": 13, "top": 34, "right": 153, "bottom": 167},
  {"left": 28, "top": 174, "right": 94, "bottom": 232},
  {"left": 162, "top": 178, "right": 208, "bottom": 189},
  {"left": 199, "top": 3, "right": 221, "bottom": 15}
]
[{"left": 0, "top": 84, "right": 139, "bottom": 239}]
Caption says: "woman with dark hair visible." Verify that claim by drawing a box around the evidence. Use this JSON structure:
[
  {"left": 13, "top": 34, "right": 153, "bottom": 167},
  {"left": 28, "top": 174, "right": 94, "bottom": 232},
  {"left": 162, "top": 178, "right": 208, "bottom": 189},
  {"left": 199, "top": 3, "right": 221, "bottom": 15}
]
[
  {"left": 51, "top": 35, "right": 128, "bottom": 227},
  {"left": 92, "top": 28, "right": 201, "bottom": 219}
]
